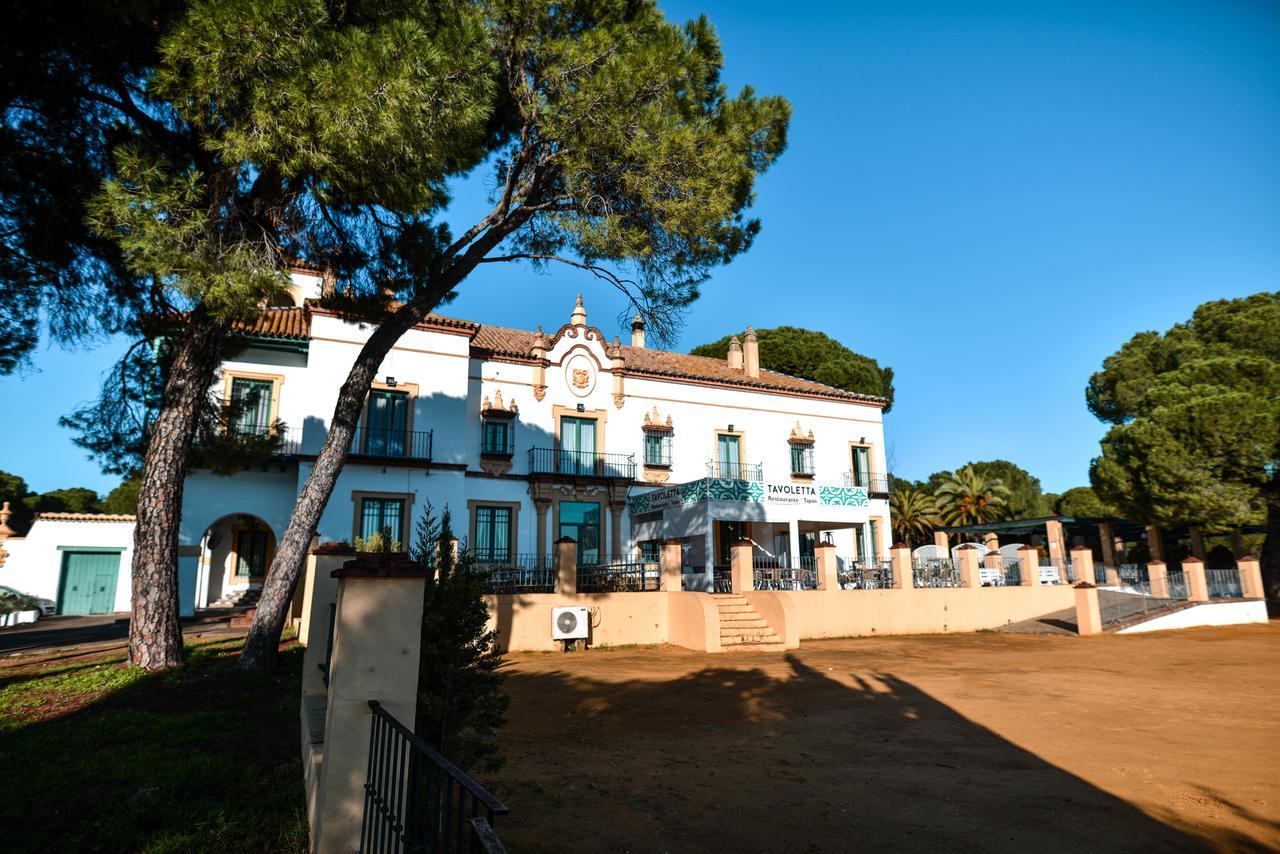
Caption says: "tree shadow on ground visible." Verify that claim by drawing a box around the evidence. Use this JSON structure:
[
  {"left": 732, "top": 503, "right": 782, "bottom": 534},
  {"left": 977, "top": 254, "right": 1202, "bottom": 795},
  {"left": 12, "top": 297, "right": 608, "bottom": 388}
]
[
  {"left": 490, "top": 653, "right": 1267, "bottom": 852},
  {"left": 0, "top": 639, "right": 307, "bottom": 853}
]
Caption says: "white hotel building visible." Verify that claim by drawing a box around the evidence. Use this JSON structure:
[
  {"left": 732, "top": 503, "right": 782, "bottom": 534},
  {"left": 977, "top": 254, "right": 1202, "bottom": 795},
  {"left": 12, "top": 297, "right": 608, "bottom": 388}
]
[{"left": 179, "top": 269, "right": 892, "bottom": 610}]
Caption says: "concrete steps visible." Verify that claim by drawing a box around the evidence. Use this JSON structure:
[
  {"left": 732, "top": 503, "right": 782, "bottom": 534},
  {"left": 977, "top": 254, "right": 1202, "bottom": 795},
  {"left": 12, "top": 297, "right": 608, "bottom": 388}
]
[{"left": 711, "top": 593, "right": 785, "bottom": 650}]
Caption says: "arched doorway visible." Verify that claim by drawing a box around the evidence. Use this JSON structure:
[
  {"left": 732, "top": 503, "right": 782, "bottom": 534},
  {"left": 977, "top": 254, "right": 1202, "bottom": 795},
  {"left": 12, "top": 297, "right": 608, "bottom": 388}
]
[{"left": 198, "top": 513, "right": 277, "bottom": 608}]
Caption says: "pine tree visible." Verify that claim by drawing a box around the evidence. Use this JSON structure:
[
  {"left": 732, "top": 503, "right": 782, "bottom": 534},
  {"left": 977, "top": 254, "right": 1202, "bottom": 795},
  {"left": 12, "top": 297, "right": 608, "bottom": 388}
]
[{"left": 412, "top": 504, "right": 509, "bottom": 773}]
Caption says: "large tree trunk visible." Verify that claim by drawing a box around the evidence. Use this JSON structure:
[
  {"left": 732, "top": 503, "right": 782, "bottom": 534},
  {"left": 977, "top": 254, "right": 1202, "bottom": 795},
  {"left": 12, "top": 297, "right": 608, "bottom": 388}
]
[
  {"left": 239, "top": 301, "right": 436, "bottom": 670},
  {"left": 129, "top": 309, "right": 226, "bottom": 670},
  {"left": 1262, "top": 487, "right": 1280, "bottom": 616}
]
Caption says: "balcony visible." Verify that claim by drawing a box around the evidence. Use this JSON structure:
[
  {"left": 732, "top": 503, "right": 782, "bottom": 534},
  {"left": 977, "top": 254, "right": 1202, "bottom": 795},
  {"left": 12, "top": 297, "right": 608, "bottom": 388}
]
[
  {"left": 198, "top": 425, "right": 302, "bottom": 459},
  {"left": 843, "top": 472, "right": 892, "bottom": 494},
  {"left": 350, "top": 426, "right": 433, "bottom": 461},
  {"left": 528, "top": 447, "right": 636, "bottom": 480},
  {"left": 706, "top": 460, "right": 764, "bottom": 481}
]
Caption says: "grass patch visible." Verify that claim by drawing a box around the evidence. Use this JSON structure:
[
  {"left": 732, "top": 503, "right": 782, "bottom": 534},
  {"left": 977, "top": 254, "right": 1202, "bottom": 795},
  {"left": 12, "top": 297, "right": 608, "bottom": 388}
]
[{"left": 0, "top": 636, "right": 306, "bottom": 852}]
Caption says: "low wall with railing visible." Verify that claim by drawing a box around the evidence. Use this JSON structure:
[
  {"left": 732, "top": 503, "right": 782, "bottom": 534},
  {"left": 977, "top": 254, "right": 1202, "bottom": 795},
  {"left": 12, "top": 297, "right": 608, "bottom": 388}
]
[{"left": 482, "top": 591, "right": 679, "bottom": 652}]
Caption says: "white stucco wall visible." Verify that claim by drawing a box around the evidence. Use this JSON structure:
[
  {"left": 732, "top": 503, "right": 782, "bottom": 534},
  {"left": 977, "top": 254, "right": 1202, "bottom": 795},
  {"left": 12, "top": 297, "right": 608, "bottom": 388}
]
[
  {"left": 1117, "top": 600, "right": 1268, "bottom": 633},
  {"left": 0, "top": 517, "right": 135, "bottom": 612}
]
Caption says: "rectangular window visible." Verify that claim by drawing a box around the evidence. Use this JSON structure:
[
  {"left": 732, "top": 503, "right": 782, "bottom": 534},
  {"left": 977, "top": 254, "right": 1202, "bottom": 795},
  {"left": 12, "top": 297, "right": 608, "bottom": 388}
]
[
  {"left": 474, "top": 506, "right": 512, "bottom": 563},
  {"left": 359, "top": 497, "right": 405, "bottom": 544},
  {"left": 644, "top": 433, "right": 671, "bottom": 466},
  {"left": 482, "top": 420, "right": 511, "bottom": 455},
  {"left": 364, "top": 390, "right": 409, "bottom": 457},
  {"left": 717, "top": 433, "right": 741, "bottom": 478},
  {"left": 230, "top": 378, "right": 273, "bottom": 436},
  {"left": 850, "top": 446, "right": 870, "bottom": 487},
  {"left": 791, "top": 445, "right": 814, "bottom": 476},
  {"left": 235, "top": 530, "right": 269, "bottom": 577},
  {"left": 640, "top": 540, "right": 660, "bottom": 563},
  {"left": 559, "top": 417, "right": 597, "bottom": 475}
]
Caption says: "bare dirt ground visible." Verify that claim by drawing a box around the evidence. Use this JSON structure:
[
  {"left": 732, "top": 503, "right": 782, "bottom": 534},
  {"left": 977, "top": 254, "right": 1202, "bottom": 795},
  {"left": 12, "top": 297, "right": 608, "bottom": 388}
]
[{"left": 492, "top": 623, "right": 1280, "bottom": 853}]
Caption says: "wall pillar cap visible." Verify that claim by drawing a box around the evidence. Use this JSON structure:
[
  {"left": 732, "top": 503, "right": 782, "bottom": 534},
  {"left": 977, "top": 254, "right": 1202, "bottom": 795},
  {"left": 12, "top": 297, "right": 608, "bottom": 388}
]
[
  {"left": 813, "top": 541, "right": 835, "bottom": 550},
  {"left": 554, "top": 536, "right": 577, "bottom": 545},
  {"left": 1070, "top": 545, "right": 1092, "bottom": 552},
  {"left": 1180, "top": 556, "right": 1205, "bottom": 564},
  {"left": 891, "top": 542, "right": 911, "bottom": 550},
  {"left": 334, "top": 552, "right": 427, "bottom": 577},
  {"left": 1017, "top": 544, "right": 1039, "bottom": 552},
  {"left": 1073, "top": 581, "right": 1097, "bottom": 589},
  {"left": 955, "top": 543, "right": 981, "bottom": 550},
  {"left": 661, "top": 537, "right": 684, "bottom": 546},
  {"left": 1147, "top": 560, "right": 1166, "bottom": 567},
  {"left": 1236, "top": 554, "right": 1259, "bottom": 561},
  {"left": 730, "top": 538, "right": 753, "bottom": 547}
]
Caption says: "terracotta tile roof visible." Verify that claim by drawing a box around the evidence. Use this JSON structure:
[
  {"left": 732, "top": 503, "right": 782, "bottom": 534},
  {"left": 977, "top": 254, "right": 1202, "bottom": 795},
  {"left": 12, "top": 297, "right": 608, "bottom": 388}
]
[
  {"left": 470, "top": 322, "right": 886, "bottom": 404},
  {"left": 230, "top": 307, "right": 310, "bottom": 339},
  {"left": 35, "top": 513, "right": 136, "bottom": 522}
]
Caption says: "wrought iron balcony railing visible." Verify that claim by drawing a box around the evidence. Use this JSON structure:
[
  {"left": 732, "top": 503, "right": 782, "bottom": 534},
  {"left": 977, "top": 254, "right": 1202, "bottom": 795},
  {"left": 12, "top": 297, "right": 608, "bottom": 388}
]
[
  {"left": 202, "top": 425, "right": 302, "bottom": 458},
  {"left": 349, "top": 426, "right": 433, "bottom": 460},
  {"left": 842, "top": 472, "right": 893, "bottom": 493},
  {"left": 706, "top": 460, "right": 763, "bottom": 481},
  {"left": 528, "top": 447, "right": 636, "bottom": 479}
]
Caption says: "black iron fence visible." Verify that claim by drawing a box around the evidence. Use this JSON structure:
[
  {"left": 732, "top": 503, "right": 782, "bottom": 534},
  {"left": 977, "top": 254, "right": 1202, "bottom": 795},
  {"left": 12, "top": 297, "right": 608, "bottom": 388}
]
[
  {"left": 478, "top": 555, "right": 555, "bottom": 593},
  {"left": 842, "top": 472, "right": 893, "bottom": 493},
  {"left": 528, "top": 447, "right": 636, "bottom": 479},
  {"left": 351, "top": 426, "right": 433, "bottom": 461},
  {"left": 1206, "top": 567, "right": 1243, "bottom": 598},
  {"left": 713, "top": 565, "right": 732, "bottom": 593},
  {"left": 751, "top": 555, "right": 817, "bottom": 590},
  {"left": 706, "top": 460, "right": 764, "bottom": 481},
  {"left": 838, "top": 559, "right": 894, "bottom": 589},
  {"left": 912, "top": 558, "right": 963, "bottom": 588},
  {"left": 361, "top": 701, "right": 508, "bottom": 854},
  {"left": 1097, "top": 574, "right": 1188, "bottom": 628},
  {"left": 577, "top": 560, "right": 659, "bottom": 592}
]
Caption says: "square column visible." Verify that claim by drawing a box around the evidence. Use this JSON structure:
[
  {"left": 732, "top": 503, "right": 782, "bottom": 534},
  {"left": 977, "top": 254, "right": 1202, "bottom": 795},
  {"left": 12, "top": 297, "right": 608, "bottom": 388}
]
[
  {"left": 1071, "top": 546, "right": 1095, "bottom": 586},
  {"left": 955, "top": 544, "right": 981, "bottom": 588},
  {"left": 1181, "top": 557, "right": 1208, "bottom": 602},
  {"left": 660, "top": 539, "right": 683, "bottom": 592},
  {"left": 1017, "top": 545, "right": 1040, "bottom": 587},
  {"left": 534, "top": 500, "right": 550, "bottom": 570},
  {"left": 1045, "top": 519, "right": 1067, "bottom": 571},
  {"left": 1146, "top": 560, "right": 1167, "bottom": 593},
  {"left": 1097, "top": 521, "right": 1117, "bottom": 569},
  {"left": 1188, "top": 526, "right": 1207, "bottom": 560},
  {"left": 1145, "top": 525, "right": 1165, "bottom": 562},
  {"left": 554, "top": 537, "right": 578, "bottom": 595},
  {"left": 889, "top": 543, "right": 913, "bottom": 589},
  {"left": 933, "top": 530, "right": 949, "bottom": 553},
  {"left": 730, "top": 539, "right": 754, "bottom": 593},
  {"left": 1237, "top": 555, "right": 1264, "bottom": 599},
  {"left": 1074, "top": 584, "right": 1102, "bottom": 636},
  {"left": 788, "top": 518, "right": 802, "bottom": 570},
  {"left": 814, "top": 542, "right": 839, "bottom": 590}
]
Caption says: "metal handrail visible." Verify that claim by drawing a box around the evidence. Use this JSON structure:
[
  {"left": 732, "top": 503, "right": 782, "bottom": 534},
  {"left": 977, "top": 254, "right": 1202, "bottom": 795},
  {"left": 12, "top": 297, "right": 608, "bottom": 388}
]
[
  {"left": 706, "top": 460, "right": 763, "bottom": 481},
  {"left": 842, "top": 472, "right": 892, "bottom": 493},
  {"left": 528, "top": 447, "right": 636, "bottom": 479},
  {"left": 350, "top": 426, "right": 433, "bottom": 460}
]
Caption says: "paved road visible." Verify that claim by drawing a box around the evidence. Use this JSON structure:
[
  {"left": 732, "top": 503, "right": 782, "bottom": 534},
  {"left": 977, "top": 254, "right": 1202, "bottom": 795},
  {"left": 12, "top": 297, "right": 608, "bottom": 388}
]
[{"left": 0, "top": 612, "right": 237, "bottom": 656}]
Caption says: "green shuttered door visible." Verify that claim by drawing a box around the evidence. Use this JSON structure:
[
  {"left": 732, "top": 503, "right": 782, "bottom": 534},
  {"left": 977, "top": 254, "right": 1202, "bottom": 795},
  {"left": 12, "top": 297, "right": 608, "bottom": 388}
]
[{"left": 59, "top": 551, "right": 121, "bottom": 616}]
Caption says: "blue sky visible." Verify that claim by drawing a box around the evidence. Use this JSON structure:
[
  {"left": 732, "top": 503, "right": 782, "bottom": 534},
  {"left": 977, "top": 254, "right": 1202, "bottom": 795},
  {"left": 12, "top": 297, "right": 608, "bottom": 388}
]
[{"left": 1, "top": 0, "right": 1277, "bottom": 497}]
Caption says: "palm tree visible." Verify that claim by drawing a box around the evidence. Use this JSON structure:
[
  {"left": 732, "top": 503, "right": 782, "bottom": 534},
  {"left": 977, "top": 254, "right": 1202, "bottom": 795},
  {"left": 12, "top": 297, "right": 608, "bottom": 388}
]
[
  {"left": 890, "top": 486, "right": 943, "bottom": 546},
  {"left": 935, "top": 465, "right": 1010, "bottom": 526}
]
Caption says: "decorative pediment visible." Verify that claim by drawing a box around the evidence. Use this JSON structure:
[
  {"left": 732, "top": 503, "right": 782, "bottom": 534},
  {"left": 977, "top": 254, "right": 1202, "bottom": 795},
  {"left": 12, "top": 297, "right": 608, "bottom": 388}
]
[
  {"left": 481, "top": 388, "right": 518, "bottom": 419},
  {"left": 642, "top": 405, "right": 674, "bottom": 432},
  {"left": 788, "top": 421, "right": 815, "bottom": 445}
]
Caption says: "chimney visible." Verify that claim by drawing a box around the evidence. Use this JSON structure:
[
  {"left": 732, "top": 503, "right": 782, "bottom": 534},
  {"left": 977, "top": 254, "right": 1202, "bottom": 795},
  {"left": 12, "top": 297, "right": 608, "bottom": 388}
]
[
  {"left": 630, "top": 313, "right": 645, "bottom": 349},
  {"left": 744, "top": 326, "right": 760, "bottom": 378},
  {"left": 727, "top": 336, "right": 743, "bottom": 370}
]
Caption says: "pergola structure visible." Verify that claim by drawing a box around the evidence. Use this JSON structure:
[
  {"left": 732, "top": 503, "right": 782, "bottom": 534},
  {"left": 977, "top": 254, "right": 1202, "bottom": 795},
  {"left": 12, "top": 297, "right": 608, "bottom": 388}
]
[{"left": 932, "top": 516, "right": 1262, "bottom": 569}]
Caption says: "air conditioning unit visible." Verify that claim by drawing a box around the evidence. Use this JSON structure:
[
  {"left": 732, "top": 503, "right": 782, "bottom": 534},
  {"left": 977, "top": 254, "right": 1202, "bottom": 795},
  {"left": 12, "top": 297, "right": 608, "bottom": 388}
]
[{"left": 552, "top": 606, "right": 589, "bottom": 640}]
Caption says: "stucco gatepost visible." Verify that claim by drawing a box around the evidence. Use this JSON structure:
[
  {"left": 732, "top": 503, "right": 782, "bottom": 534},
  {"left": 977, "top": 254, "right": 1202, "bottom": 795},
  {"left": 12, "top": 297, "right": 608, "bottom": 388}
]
[
  {"left": 933, "top": 530, "right": 949, "bottom": 553},
  {"left": 729, "top": 538, "right": 754, "bottom": 593},
  {"left": 983, "top": 549, "right": 1003, "bottom": 582},
  {"left": 660, "top": 539, "right": 683, "bottom": 592},
  {"left": 888, "top": 543, "right": 913, "bottom": 589},
  {"left": 313, "top": 555, "right": 428, "bottom": 854},
  {"left": 554, "top": 537, "right": 578, "bottom": 595},
  {"left": 1145, "top": 525, "right": 1165, "bottom": 563},
  {"left": 1074, "top": 582, "right": 1102, "bottom": 636},
  {"left": 1182, "top": 557, "right": 1209, "bottom": 602},
  {"left": 955, "top": 544, "right": 981, "bottom": 588},
  {"left": 1045, "top": 519, "right": 1067, "bottom": 573},
  {"left": 1237, "top": 555, "right": 1264, "bottom": 600},
  {"left": 300, "top": 543, "right": 356, "bottom": 690},
  {"left": 813, "top": 541, "right": 839, "bottom": 590},
  {"left": 1017, "top": 545, "right": 1040, "bottom": 587},
  {"left": 1188, "top": 526, "right": 1207, "bottom": 560},
  {"left": 1071, "top": 546, "right": 1095, "bottom": 587},
  {"left": 1146, "top": 560, "right": 1167, "bottom": 594}
]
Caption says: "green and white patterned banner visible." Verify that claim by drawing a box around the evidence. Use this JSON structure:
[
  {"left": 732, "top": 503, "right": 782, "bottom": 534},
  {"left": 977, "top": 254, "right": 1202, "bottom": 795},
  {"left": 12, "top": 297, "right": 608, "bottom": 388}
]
[{"left": 629, "top": 478, "right": 868, "bottom": 514}]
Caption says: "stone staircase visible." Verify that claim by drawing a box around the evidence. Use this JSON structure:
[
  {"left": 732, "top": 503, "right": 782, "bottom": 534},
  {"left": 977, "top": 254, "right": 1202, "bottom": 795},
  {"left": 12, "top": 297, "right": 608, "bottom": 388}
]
[
  {"left": 712, "top": 593, "right": 785, "bottom": 651},
  {"left": 209, "top": 587, "right": 261, "bottom": 609}
]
